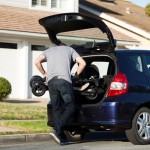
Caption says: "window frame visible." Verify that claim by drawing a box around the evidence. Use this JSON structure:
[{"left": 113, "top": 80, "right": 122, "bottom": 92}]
[{"left": 30, "top": 0, "right": 60, "bottom": 10}]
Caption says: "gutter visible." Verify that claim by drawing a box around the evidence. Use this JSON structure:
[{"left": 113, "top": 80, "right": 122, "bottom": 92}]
[
  {"left": 0, "top": 30, "right": 48, "bottom": 39},
  {"left": 80, "top": 4, "right": 150, "bottom": 40},
  {"left": 0, "top": 29, "right": 139, "bottom": 46}
]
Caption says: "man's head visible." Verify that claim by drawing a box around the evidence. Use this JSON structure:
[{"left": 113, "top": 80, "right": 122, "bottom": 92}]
[{"left": 55, "top": 39, "right": 66, "bottom": 46}]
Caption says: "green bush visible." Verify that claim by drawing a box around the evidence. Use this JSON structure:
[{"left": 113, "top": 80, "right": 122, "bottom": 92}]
[
  {"left": 145, "top": 3, "right": 150, "bottom": 17},
  {"left": 0, "top": 77, "right": 12, "bottom": 101}
]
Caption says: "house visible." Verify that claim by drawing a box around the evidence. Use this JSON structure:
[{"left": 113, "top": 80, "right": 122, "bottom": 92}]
[
  {"left": 0, "top": 0, "right": 79, "bottom": 99},
  {"left": 0, "top": 0, "right": 149, "bottom": 99},
  {"left": 79, "top": 0, "right": 150, "bottom": 49}
]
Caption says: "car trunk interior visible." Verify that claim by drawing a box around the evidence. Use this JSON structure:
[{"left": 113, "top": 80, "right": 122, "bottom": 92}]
[{"left": 71, "top": 55, "right": 115, "bottom": 105}]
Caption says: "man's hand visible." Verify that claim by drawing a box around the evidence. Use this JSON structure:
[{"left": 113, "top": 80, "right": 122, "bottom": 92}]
[
  {"left": 43, "top": 72, "right": 47, "bottom": 79},
  {"left": 75, "top": 56, "right": 86, "bottom": 76}
]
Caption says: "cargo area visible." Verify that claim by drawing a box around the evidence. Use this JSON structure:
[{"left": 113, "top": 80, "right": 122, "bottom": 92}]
[{"left": 71, "top": 55, "right": 115, "bottom": 104}]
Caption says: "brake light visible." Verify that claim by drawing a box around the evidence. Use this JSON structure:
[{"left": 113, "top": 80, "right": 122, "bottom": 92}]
[{"left": 107, "top": 72, "right": 128, "bottom": 97}]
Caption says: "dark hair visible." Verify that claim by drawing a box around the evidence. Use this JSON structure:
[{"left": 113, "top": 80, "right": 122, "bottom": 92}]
[{"left": 55, "top": 39, "right": 62, "bottom": 45}]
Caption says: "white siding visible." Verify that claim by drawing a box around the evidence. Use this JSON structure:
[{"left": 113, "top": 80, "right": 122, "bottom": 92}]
[
  {"left": 60, "top": 0, "right": 78, "bottom": 12},
  {"left": 0, "top": 38, "right": 50, "bottom": 99},
  {"left": 74, "top": 0, "right": 79, "bottom": 12},
  {"left": 50, "top": 0, "right": 78, "bottom": 13},
  {"left": 0, "top": 0, "right": 29, "bottom": 8},
  {"left": 0, "top": 48, "right": 21, "bottom": 98},
  {"left": 0, "top": 0, "right": 79, "bottom": 12}
]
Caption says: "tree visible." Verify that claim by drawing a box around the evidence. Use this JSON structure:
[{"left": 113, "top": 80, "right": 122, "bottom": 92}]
[{"left": 145, "top": 3, "right": 150, "bottom": 17}]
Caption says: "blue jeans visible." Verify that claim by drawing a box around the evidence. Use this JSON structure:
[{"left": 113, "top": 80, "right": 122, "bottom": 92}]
[{"left": 48, "top": 77, "right": 75, "bottom": 138}]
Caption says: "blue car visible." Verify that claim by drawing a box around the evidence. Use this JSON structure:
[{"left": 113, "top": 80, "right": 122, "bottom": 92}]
[{"left": 36, "top": 13, "right": 150, "bottom": 145}]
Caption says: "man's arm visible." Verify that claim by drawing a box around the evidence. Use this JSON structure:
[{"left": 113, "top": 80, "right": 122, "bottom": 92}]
[
  {"left": 75, "top": 56, "right": 86, "bottom": 76},
  {"left": 34, "top": 54, "right": 47, "bottom": 78}
]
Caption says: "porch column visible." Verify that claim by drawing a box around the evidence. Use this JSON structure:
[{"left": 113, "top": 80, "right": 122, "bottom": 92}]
[{"left": 18, "top": 40, "right": 30, "bottom": 99}]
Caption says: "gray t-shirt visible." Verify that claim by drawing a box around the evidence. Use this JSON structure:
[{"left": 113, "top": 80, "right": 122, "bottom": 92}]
[{"left": 42, "top": 45, "right": 80, "bottom": 83}]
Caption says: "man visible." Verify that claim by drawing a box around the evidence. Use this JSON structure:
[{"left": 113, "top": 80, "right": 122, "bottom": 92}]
[{"left": 35, "top": 42, "right": 86, "bottom": 145}]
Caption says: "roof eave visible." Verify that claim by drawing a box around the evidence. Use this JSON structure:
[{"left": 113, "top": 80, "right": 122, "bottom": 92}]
[
  {"left": 0, "top": 29, "right": 140, "bottom": 47},
  {"left": 0, "top": 29, "right": 48, "bottom": 39},
  {"left": 80, "top": 4, "right": 150, "bottom": 40}
]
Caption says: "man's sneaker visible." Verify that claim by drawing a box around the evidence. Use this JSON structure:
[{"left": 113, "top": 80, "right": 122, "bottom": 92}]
[
  {"left": 50, "top": 131, "right": 69, "bottom": 145},
  {"left": 60, "top": 138, "right": 69, "bottom": 145},
  {"left": 50, "top": 131, "right": 60, "bottom": 144}
]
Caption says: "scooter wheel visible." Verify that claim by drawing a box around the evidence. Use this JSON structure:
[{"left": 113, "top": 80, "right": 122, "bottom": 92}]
[
  {"left": 30, "top": 75, "right": 42, "bottom": 88},
  {"left": 32, "top": 84, "right": 46, "bottom": 97}
]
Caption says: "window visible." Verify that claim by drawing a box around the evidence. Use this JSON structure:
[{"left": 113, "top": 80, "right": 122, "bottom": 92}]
[
  {"left": 145, "top": 55, "right": 150, "bottom": 68},
  {"left": 129, "top": 55, "right": 143, "bottom": 72},
  {"left": 31, "top": 45, "right": 47, "bottom": 51},
  {"left": 0, "top": 42, "right": 17, "bottom": 49},
  {"left": 32, "top": 0, "right": 47, "bottom": 7},
  {"left": 41, "top": 0, "right": 47, "bottom": 6},
  {"left": 144, "top": 55, "right": 150, "bottom": 74},
  {"left": 51, "top": 0, "right": 57, "bottom": 8},
  {"left": 91, "top": 62, "right": 109, "bottom": 78},
  {"left": 32, "top": 0, "right": 37, "bottom": 6},
  {"left": 71, "top": 59, "right": 110, "bottom": 78},
  {"left": 31, "top": 0, "right": 61, "bottom": 11}
]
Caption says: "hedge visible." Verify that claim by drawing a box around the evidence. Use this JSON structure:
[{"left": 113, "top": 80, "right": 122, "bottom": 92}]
[{"left": 0, "top": 77, "right": 12, "bottom": 100}]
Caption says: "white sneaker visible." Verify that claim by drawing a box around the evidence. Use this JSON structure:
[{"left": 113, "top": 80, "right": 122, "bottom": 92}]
[{"left": 50, "top": 131, "right": 60, "bottom": 144}]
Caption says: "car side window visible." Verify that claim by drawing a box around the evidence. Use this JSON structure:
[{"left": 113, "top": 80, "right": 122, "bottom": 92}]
[
  {"left": 91, "top": 62, "right": 109, "bottom": 78},
  {"left": 144, "top": 55, "right": 150, "bottom": 74},
  {"left": 129, "top": 55, "right": 143, "bottom": 72},
  {"left": 71, "top": 61, "right": 109, "bottom": 78}
]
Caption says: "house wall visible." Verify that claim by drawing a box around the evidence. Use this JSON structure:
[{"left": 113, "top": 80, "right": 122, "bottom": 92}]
[
  {"left": 0, "top": 0, "right": 29, "bottom": 8},
  {"left": 0, "top": 35, "right": 50, "bottom": 99},
  {"left": 62, "top": 0, "right": 78, "bottom": 12},
  {"left": 49, "top": 0, "right": 78, "bottom": 13},
  {"left": 0, "top": 47, "right": 21, "bottom": 98},
  {"left": 0, "top": 0, "right": 79, "bottom": 13},
  {"left": 0, "top": 0, "right": 79, "bottom": 99}
]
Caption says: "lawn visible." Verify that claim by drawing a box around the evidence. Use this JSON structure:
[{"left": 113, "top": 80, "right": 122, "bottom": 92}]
[
  {"left": 0, "top": 103, "right": 47, "bottom": 120},
  {"left": 0, "top": 102, "right": 52, "bottom": 135}
]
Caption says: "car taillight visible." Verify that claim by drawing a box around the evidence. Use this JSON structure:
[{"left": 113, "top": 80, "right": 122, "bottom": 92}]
[{"left": 107, "top": 72, "right": 128, "bottom": 97}]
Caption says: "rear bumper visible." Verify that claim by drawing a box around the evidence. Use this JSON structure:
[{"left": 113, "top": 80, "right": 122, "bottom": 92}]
[{"left": 88, "top": 102, "right": 132, "bottom": 129}]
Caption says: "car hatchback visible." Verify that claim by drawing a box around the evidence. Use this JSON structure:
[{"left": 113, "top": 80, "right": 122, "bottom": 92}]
[{"left": 34, "top": 13, "right": 150, "bottom": 145}]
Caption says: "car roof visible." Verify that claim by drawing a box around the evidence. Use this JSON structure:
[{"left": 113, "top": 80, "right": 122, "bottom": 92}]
[{"left": 115, "top": 50, "right": 150, "bottom": 54}]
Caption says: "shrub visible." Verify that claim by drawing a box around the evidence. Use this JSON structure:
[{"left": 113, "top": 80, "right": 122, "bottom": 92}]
[
  {"left": 0, "top": 77, "right": 12, "bottom": 101},
  {"left": 145, "top": 3, "right": 150, "bottom": 17}
]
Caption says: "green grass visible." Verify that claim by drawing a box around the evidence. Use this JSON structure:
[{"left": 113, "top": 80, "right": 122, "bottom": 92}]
[
  {"left": 0, "top": 102, "right": 52, "bottom": 135},
  {"left": 0, "top": 120, "right": 52, "bottom": 135},
  {"left": 0, "top": 103, "right": 47, "bottom": 120}
]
